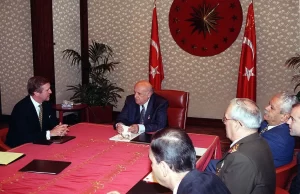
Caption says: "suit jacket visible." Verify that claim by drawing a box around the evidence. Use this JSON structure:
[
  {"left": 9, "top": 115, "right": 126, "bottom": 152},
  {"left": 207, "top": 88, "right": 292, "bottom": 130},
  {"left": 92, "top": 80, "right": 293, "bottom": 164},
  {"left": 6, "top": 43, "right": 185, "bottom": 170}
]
[
  {"left": 5, "top": 95, "right": 58, "bottom": 148},
  {"left": 114, "top": 93, "right": 168, "bottom": 132},
  {"left": 177, "top": 170, "right": 230, "bottom": 194},
  {"left": 259, "top": 121, "right": 295, "bottom": 168},
  {"left": 216, "top": 133, "right": 276, "bottom": 194},
  {"left": 289, "top": 152, "right": 300, "bottom": 194}
]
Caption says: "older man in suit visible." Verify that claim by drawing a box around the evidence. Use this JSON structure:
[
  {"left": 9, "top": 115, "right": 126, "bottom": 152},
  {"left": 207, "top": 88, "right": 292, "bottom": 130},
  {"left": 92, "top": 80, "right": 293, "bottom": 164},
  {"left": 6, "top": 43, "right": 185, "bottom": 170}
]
[
  {"left": 217, "top": 98, "right": 275, "bottom": 194},
  {"left": 149, "top": 128, "right": 230, "bottom": 194},
  {"left": 114, "top": 80, "right": 168, "bottom": 134},
  {"left": 259, "top": 92, "right": 297, "bottom": 167},
  {"left": 287, "top": 103, "right": 300, "bottom": 194},
  {"left": 6, "top": 76, "right": 69, "bottom": 148}
]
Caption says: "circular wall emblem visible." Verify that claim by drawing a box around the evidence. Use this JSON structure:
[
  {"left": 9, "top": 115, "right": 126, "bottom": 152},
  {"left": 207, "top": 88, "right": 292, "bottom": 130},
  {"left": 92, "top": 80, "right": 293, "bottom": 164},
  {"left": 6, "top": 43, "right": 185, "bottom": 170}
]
[{"left": 169, "top": 0, "right": 243, "bottom": 57}]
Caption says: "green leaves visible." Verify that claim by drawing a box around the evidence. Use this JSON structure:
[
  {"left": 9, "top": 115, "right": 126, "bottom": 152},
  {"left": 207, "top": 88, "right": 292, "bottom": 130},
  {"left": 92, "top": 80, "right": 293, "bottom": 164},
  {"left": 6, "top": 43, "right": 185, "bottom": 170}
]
[{"left": 62, "top": 40, "right": 124, "bottom": 107}]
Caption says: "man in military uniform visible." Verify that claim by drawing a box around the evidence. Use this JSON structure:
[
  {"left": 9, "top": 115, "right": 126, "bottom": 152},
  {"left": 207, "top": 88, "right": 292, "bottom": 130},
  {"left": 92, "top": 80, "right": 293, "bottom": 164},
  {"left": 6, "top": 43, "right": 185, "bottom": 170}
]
[{"left": 216, "top": 98, "right": 275, "bottom": 194}]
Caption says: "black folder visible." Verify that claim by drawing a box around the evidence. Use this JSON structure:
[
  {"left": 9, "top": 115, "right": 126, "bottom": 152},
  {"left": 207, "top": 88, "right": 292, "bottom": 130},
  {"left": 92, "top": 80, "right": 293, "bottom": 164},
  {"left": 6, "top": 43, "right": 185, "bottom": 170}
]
[
  {"left": 50, "top": 136, "right": 76, "bottom": 144},
  {"left": 19, "top": 159, "right": 71, "bottom": 174},
  {"left": 127, "top": 179, "right": 171, "bottom": 194},
  {"left": 130, "top": 133, "right": 152, "bottom": 144}
]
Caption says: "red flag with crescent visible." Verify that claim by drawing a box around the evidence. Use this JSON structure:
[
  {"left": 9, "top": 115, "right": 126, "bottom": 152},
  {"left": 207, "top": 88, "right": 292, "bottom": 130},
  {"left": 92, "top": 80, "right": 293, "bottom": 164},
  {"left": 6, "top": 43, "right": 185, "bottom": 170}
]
[
  {"left": 236, "top": 2, "right": 256, "bottom": 101},
  {"left": 149, "top": 2, "right": 164, "bottom": 90}
]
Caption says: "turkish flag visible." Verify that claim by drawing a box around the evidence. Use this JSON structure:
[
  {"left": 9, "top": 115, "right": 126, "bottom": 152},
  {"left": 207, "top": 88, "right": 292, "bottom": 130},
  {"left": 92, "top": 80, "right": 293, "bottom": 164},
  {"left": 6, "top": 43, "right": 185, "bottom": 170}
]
[
  {"left": 149, "top": 2, "right": 164, "bottom": 90},
  {"left": 236, "top": 2, "right": 256, "bottom": 101}
]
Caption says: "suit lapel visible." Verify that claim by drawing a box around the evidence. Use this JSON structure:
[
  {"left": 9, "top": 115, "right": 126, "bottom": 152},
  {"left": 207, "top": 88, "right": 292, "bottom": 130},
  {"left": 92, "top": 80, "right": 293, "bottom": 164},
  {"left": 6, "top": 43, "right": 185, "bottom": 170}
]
[
  {"left": 144, "top": 95, "right": 155, "bottom": 124},
  {"left": 27, "top": 96, "right": 42, "bottom": 130}
]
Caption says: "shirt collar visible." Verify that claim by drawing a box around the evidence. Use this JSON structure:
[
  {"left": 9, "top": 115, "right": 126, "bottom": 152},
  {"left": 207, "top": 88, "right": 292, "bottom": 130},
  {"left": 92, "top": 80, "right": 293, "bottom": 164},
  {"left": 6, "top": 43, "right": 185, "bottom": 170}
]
[
  {"left": 267, "top": 123, "right": 283, "bottom": 131},
  {"left": 141, "top": 98, "right": 150, "bottom": 110},
  {"left": 30, "top": 95, "right": 41, "bottom": 108},
  {"left": 173, "top": 181, "right": 180, "bottom": 194},
  {"left": 230, "top": 137, "right": 244, "bottom": 148}
]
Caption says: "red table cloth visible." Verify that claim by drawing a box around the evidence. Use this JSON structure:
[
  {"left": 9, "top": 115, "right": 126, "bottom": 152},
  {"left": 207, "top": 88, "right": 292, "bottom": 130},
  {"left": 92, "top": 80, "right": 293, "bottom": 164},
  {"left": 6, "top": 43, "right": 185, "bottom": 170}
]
[{"left": 0, "top": 123, "right": 221, "bottom": 194}]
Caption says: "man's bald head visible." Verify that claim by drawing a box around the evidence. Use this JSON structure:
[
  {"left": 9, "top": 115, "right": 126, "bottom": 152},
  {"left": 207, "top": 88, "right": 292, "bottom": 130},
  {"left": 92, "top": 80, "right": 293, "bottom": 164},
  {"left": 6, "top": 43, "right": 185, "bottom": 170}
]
[{"left": 134, "top": 80, "right": 153, "bottom": 105}]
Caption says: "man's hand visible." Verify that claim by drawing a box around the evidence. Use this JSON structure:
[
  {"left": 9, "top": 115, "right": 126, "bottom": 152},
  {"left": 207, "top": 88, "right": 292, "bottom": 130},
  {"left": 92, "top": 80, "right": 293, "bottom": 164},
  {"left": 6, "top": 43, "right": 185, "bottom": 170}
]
[
  {"left": 129, "top": 124, "right": 139, "bottom": 134},
  {"left": 50, "top": 123, "right": 69, "bottom": 136},
  {"left": 116, "top": 123, "right": 124, "bottom": 134}
]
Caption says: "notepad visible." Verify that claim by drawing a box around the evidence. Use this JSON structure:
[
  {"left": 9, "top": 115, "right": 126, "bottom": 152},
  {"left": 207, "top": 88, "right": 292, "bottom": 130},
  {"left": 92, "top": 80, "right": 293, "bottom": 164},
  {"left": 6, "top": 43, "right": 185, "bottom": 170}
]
[
  {"left": 128, "top": 175, "right": 171, "bottom": 194},
  {"left": 19, "top": 159, "right": 71, "bottom": 174},
  {"left": 0, "top": 151, "right": 25, "bottom": 165},
  {"left": 50, "top": 136, "right": 76, "bottom": 144}
]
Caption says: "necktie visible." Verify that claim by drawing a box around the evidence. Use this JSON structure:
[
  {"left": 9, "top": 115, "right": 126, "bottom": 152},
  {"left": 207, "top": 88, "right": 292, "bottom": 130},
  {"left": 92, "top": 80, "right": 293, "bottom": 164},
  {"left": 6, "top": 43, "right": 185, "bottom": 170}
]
[
  {"left": 140, "top": 105, "right": 145, "bottom": 124},
  {"left": 259, "top": 125, "right": 268, "bottom": 135},
  {"left": 38, "top": 104, "right": 43, "bottom": 130}
]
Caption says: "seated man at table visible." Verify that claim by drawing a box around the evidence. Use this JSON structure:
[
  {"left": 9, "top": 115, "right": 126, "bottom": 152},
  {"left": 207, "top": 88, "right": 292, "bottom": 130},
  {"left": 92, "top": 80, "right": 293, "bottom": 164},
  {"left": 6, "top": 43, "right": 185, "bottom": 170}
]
[
  {"left": 149, "top": 128, "right": 230, "bottom": 194},
  {"left": 287, "top": 103, "right": 300, "bottom": 194},
  {"left": 6, "top": 76, "right": 69, "bottom": 148},
  {"left": 259, "top": 92, "right": 297, "bottom": 167},
  {"left": 114, "top": 80, "right": 168, "bottom": 134},
  {"left": 206, "top": 92, "right": 297, "bottom": 172},
  {"left": 216, "top": 98, "right": 275, "bottom": 194}
]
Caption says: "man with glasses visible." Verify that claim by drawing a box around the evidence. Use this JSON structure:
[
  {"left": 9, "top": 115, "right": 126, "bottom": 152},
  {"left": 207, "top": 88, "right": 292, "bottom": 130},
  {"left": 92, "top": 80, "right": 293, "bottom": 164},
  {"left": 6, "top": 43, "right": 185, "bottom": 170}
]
[
  {"left": 287, "top": 103, "right": 300, "bottom": 194},
  {"left": 259, "top": 92, "right": 297, "bottom": 167},
  {"left": 114, "top": 80, "right": 168, "bottom": 134},
  {"left": 216, "top": 98, "right": 275, "bottom": 194}
]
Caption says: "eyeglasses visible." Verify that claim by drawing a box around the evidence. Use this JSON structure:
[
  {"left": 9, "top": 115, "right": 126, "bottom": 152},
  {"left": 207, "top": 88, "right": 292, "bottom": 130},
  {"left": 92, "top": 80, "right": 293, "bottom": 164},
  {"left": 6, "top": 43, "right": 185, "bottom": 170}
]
[{"left": 222, "top": 116, "right": 242, "bottom": 126}]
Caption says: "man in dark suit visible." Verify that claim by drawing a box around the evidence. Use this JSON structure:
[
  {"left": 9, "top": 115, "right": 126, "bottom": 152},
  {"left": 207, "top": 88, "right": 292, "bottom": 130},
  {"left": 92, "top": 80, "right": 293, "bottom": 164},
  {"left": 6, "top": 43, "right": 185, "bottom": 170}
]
[
  {"left": 259, "top": 92, "right": 297, "bottom": 168},
  {"left": 287, "top": 103, "right": 300, "bottom": 194},
  {"left": 6, "top": 76, "right": 69, "bottom": 148},
  {"left": 216, "top": 98, "right": 275, "bottom": 194},
  {"left": 114, "top": 80, "right": 168, "bottom": 134},
  {"left": 149, "top": 128, "right": 230, "bottom": 194}
]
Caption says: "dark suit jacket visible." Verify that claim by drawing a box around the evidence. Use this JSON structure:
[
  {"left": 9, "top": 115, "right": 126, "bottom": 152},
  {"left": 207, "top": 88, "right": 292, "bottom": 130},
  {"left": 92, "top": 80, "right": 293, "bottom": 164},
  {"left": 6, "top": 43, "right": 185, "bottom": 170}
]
[
  {"left": 216, "top": 133, "right": 276, "bottom": 194},
  {"left": 5, "top": 95, "right": 58, "bottom": 148},
  {"left": 289, "top": 152, "right": 300, "bottom": 194},
  {"left": 259, "top": 121, "right": 295, "bottom": 168},
  {"left": 114, "top": 93, "right": 168, "bottom": 132},
  {"left": 177, "top": 170, "right": 230, "bottom": 194}
]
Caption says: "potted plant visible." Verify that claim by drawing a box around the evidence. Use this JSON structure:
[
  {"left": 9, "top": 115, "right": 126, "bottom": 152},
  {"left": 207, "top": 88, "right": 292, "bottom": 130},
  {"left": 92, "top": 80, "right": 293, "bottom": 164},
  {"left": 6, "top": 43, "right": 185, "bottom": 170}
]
[
  {"left": 62, "top": 40, "right": 124, "bottom": 123},
  {"left": 285, "top": 54, "right": 300, "bottom": 101}
]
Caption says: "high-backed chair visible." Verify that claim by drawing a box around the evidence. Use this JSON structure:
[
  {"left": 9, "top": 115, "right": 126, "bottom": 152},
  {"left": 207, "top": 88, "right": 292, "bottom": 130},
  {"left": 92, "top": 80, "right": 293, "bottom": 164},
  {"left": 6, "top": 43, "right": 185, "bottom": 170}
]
[
  {"left": 276, "top": 157, "right": 297, "bottom": 189},
  {"left": 155, "top": 90, "right": 189, "bottom": 130},
  {"left": 0, "top": 128, "right": 11, "bottom": 151},
  {"left": 275, "top": 187, "right": 289, "bottom": 194}
]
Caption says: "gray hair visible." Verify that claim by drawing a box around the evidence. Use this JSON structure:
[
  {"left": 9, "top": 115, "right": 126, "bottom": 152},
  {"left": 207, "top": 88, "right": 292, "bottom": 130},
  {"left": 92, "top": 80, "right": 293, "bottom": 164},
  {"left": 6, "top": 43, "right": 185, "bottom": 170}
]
[
  {"left": 277, "top": 92, "right": 298, "bottom": 114},
  {"left": 229, "top": 98, "right": 262, "bottom": 129}
]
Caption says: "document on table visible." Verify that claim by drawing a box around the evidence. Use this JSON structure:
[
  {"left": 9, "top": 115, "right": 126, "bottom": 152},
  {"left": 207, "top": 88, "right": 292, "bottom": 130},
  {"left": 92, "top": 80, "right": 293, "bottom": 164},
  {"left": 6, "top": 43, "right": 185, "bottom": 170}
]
[
  {"left": 0, "top": 151, "right": 25, "bottom": 165},
  {"left": 143, "top": 172, "right": 158, "bottom": 183},
  {"left": 195, "top": 147, "right": 207, "bottom": 156},
  {"left": 109, "top": 133, "right": 140, "bottom": 142}
]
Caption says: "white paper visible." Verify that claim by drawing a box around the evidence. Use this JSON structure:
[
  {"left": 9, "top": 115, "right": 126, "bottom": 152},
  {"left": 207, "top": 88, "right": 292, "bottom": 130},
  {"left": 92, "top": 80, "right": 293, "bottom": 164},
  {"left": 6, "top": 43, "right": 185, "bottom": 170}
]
[
  {"left": 143, "top": 172, "right": 158, "bottom": 183},
  {"left": 121, "top": 125, "right": 131, "bottom": 139},
  {"left": 194, "top": 147, "right": 207, "bottom": 156},
  {"left": 109, "top": 133, "right": 140, "bottom": 142}
]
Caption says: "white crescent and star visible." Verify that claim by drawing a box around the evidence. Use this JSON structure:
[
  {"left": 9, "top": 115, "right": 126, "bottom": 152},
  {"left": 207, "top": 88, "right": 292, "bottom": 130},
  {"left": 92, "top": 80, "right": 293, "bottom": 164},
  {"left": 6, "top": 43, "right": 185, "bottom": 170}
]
[
  {"left": 151, "top": 39, "right": 159, "bottom": 60},
  {"left": 150, "top": 39, "right": 160, "bottom": 78},
  {"left": 150, "top": 65, "right": 160, "bottom": 79},
  {"left": 242, "top": 36, "right": 255, "bottom": 81},
  {"left": 244, "top": 67, "right": 255, "bottom": 81}
]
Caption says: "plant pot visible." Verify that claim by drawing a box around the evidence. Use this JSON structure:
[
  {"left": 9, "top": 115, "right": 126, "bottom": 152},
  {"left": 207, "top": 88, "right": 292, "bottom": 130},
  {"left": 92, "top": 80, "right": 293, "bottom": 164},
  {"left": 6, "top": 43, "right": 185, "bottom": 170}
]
[{"left": 85, "top": 105, "right": 113, "bottom": 124}]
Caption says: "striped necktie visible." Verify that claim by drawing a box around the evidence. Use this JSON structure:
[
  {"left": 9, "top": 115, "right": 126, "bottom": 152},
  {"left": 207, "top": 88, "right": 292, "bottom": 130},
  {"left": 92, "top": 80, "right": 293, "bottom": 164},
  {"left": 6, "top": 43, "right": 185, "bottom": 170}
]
[
  {"left": 140, "top": 105, "right": 145, "bottom": 124},
  {"left": 38, "top": 104, "right": 43, "bottom": 130}
]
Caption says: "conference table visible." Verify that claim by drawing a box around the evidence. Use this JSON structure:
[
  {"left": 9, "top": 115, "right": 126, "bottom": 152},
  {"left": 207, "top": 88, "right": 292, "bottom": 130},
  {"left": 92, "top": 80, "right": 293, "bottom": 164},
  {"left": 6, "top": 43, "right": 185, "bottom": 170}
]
[{"left": 0, "top": 123, "right": 222, "bottom": 194}]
